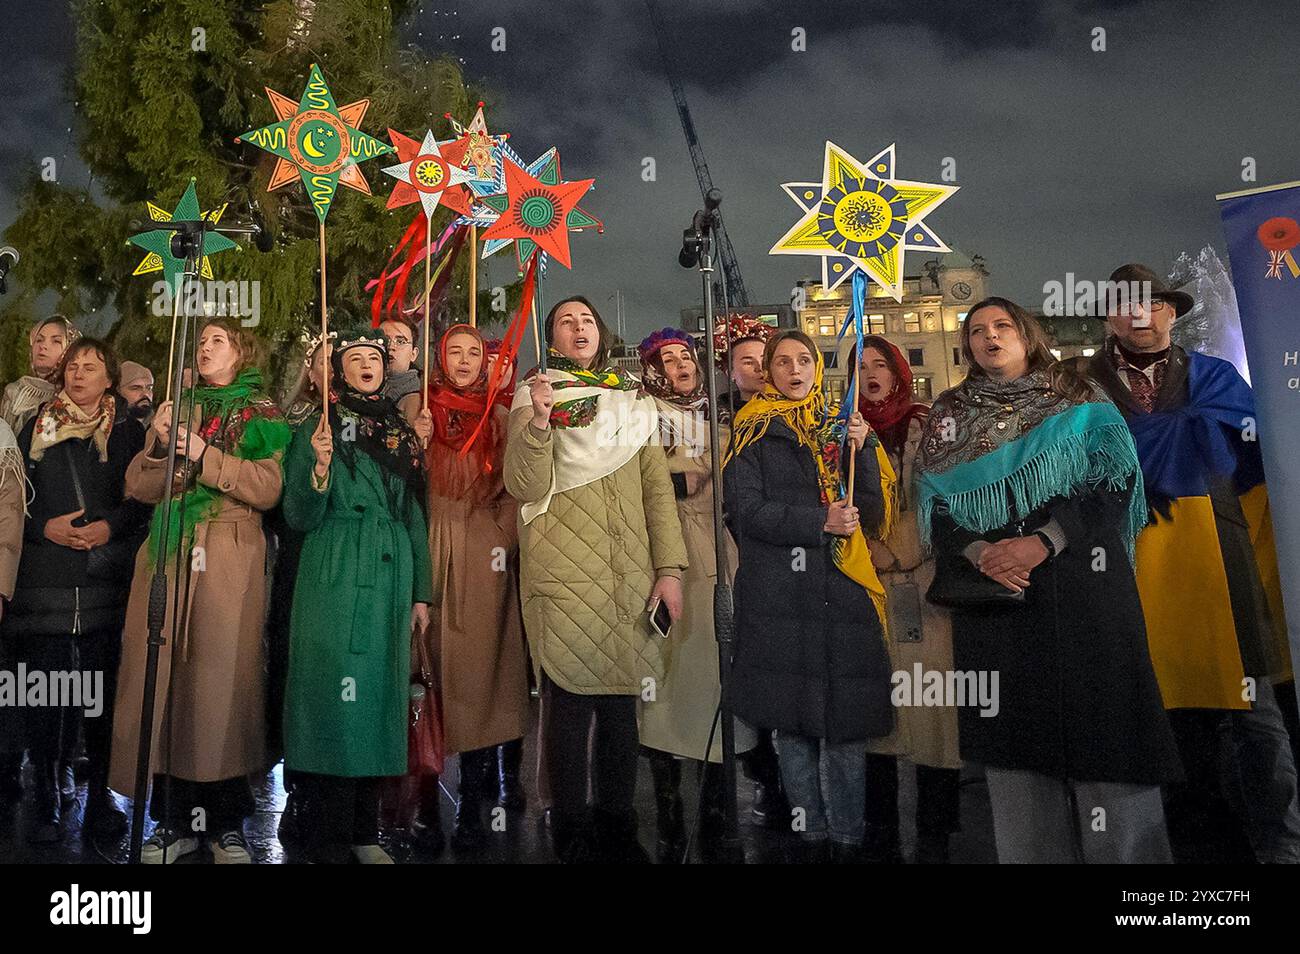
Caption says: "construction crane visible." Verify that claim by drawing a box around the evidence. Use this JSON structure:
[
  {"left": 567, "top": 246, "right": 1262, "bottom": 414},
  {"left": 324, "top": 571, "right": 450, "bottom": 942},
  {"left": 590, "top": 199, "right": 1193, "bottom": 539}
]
[{"left": 645, "top": 0, "right": 750, "bottom": 307}]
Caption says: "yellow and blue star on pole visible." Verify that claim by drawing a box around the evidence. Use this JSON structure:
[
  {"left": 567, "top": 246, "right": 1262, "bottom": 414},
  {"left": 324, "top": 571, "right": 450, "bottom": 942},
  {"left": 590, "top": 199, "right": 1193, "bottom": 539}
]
[{"left": 770, "top": 141, "right": 957, "bottom": 300}]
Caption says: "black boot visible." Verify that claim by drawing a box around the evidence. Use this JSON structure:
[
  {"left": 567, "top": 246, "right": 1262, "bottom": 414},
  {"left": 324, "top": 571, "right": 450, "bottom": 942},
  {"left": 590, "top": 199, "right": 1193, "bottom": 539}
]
[
  {"left": 451, "top": 749, "right": 488, "bottom": 854},
  {"left": 83, "top": 786, "right": 128, "bottom": 841},
  {"left": 277, "top": 783, "right": 307, "bottom": 846},
  {"left": 916, "top": 828, "right": 951, "bottom": 864},
  {"left": 28, "top": 758, "right": 62, "bottom": 843},
  {"left": 497, "top": 738, "right": 526, "bottom": 813},
  {"left": 646, "top": 748, "right": 684, "bottom": 863},
  {"left": 551, "top": 809, "right": 595, "bottom": 863},
  {"left": 862, "top": 822, "right": 903, "bottom": 864},
  {"left": 699, "top": 761, "right": 727, "bottom": 844},
  {"left": 412, "top": 773, "right": 446, "bottom": 855},
  {"left": 745, "top": 734, "right": 790, "bottom": 829},
  {"left": 593, "top": 807, "right": 651, "bottom": 864},
  {"left": 831, "top": 841, "right": 864, "bottom": 864}
]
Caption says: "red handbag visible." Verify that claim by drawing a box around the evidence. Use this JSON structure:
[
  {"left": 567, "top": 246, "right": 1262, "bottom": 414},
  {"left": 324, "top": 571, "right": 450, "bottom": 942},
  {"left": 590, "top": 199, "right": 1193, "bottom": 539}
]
[{"left": 408, "top": 632, "right": 445, "bottom": 776}]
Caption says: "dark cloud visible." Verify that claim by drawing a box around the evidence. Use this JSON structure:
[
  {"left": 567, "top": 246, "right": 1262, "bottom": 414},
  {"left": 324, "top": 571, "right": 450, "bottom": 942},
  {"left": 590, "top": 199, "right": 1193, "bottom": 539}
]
[{"left": 5, "top": 0, "right": 1299, "bottom": 349}]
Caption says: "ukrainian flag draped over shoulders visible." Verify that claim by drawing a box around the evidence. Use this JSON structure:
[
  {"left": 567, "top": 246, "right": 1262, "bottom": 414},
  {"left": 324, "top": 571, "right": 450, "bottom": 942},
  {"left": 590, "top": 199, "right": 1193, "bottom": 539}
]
[{"left": 1126, "top": 351, "right": 1287, "bottom": 708}]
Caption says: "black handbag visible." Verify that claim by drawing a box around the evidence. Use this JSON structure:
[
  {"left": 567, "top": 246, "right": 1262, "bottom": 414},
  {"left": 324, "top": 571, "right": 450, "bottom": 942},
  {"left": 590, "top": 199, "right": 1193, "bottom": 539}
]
[{"left": 925, "top": 550, "right": 1027, "bottom": 609}]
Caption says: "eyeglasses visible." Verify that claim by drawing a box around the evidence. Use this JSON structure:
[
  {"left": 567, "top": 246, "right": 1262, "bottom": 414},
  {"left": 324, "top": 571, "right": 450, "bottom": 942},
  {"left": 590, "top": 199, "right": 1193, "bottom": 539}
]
[{"left": 1112, "top": 299, "right": 1171, "bottom": 319}]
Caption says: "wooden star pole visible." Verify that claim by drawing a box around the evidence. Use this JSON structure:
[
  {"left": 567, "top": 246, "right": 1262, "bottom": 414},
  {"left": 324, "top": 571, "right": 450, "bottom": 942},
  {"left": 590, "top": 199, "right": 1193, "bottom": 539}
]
[
  {"left": 319, "top": 220, "right": 330, "bottom": 428},
  {"left": 422, "top": 219, "right": 432, "bottom": 411},
  {"left": 469, "top": 224, "right": 478, "bottom": 329}
]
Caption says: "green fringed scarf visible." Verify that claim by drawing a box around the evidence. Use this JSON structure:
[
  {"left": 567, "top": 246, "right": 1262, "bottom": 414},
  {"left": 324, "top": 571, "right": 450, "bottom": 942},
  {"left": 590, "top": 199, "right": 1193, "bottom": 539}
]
[
  {"left": 147, "top": 367, "right": 291, "bottom": 563},
  {"left": 916, "top": 374, "right": 1148, "bottom": 560}
]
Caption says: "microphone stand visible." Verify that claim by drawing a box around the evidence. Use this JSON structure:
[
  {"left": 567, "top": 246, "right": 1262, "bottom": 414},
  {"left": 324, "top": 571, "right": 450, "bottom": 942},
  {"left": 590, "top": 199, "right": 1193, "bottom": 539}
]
[
  {"left": 685, "top": 200, "right": 744, "bottom": 862},
  {"left": 126, "top": 215, "right": 258, "bottom": 864}
]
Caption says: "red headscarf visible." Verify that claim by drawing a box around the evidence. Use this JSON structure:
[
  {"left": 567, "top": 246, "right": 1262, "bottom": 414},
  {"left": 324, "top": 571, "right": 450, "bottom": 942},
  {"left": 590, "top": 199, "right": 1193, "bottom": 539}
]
[
  {"left": 426, "top": 324, "right": 512, "bottom": 499},
  {"left": 853, "top": 335, "right": 928, "bottom": 458}
]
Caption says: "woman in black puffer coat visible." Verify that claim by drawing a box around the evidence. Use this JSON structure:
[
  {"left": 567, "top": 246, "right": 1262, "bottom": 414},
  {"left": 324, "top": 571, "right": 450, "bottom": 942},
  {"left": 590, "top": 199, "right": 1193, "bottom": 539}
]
[
  {"left": 4, "top": 338, "right": 150, "bottom": 842},
  {"left": 723, "top": 330, "right": 895, "bottom": 861}
]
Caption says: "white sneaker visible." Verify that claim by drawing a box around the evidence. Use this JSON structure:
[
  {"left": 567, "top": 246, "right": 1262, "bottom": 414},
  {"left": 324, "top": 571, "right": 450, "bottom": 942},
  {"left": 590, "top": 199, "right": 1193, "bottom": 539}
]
[
  {"left": 210, "top": 830, "right": 253, "bottom": 864},
  {"left": 352, "top": 843, "right": 395, "bottom": 864},
  {"left": 141, "top": 826, "right": 201, "bottom": 864}
]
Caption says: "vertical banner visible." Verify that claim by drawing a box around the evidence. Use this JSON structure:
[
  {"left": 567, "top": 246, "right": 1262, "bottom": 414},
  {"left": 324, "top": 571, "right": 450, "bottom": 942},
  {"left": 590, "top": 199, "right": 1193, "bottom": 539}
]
[{"left": 1217, "top": 181, "right": 1300, "bottom": 701}]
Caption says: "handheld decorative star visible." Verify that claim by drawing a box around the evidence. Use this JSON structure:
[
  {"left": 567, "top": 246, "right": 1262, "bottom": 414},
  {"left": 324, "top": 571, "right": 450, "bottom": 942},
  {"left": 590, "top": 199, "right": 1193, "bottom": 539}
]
[
  {"left": 235, "top": 63, "right": 393, "bottom": 222},
  {"left": 128, "top": 179, "right": 237, "bottom": 292},
  {"left": 479, "top": 148, "right": 601, "bottom": 270},
  {"left": 445, "top": 102, "right": 509, "bottom": 197},
  {"left": 770, "top": 141, "right": 958, "bottom": 299},
  {"left": 382, "top": 129, "right": 476, "bottom": 220}
]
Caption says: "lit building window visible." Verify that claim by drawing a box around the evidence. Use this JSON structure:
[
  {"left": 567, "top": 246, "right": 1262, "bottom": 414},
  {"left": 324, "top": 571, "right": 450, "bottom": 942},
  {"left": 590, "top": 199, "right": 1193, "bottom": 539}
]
[
  {"left": 818, "top": 315, "right": 836, "bottom": 337},
  {"left": 1050, "top": 348, "right": 1062, "bottom": 360},
  {"left": 913, "top": 376, "right": 932, "bottom": 399},
  {"left": 957, "top": 311, "right": 968, "bottom": 323},
  {"left": 758, "top": 314, "right": 778, "bottom": 325},
  {"left": 904, "top": 311, "right": 920, "bottom": 333},
  {"left": 1082, "top": 347, "right": 1096, "bottom": 357},
  {"left": 868, "top": 313, "right": 886, "bottom": 335}
]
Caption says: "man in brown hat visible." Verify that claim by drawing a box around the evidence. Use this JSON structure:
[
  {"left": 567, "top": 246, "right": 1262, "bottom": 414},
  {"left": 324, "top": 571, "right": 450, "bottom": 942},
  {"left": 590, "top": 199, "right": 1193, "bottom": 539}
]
[{"left": 1080, "top": 262, "right": 1300, "bottom": 863}]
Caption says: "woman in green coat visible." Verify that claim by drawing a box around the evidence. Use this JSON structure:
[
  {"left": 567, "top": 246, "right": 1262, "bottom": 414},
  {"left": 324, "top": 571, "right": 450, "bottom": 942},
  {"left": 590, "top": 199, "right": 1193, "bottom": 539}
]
[{"left": 282, "top": 327, "right": 433, "bottom": 864}]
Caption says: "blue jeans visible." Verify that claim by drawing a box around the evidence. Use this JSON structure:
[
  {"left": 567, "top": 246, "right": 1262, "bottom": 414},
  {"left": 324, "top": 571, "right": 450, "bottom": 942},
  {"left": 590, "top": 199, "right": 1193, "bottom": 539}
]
[{"left": 774, "top": 731, "right": 866, "bottom": 846}]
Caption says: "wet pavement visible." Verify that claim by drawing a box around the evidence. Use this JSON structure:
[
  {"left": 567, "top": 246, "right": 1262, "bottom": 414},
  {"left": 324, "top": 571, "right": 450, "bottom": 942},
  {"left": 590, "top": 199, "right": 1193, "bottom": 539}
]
[{"left": 0, "top": 703, "right": 998, "bottom": 864}]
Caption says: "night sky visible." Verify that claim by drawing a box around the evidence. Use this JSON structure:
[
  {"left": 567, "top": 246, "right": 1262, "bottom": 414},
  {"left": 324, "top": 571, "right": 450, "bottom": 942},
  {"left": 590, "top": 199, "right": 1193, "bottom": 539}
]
[{"left": 4, "top": 0, "right": 1300, "bottom": 344}]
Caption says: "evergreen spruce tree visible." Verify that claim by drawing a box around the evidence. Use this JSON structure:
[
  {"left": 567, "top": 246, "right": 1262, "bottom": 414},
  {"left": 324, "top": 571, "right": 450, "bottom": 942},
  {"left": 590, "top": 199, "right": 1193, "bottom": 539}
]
[{"left": 0, "top": 0, "right": 509, "bottom": 389}]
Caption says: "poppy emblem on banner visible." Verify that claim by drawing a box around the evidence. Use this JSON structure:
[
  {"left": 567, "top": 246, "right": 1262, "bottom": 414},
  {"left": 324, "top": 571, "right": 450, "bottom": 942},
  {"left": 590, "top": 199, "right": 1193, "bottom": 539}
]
[{"left": 1257, "top": 217, "right": 1300, "bottom": 280}]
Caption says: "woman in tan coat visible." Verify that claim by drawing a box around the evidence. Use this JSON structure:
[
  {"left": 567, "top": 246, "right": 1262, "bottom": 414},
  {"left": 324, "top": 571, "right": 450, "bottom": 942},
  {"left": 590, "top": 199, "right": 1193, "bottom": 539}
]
[
  {"left": 423, "top": 323, "right": 529, "bottom": 854},
  {"left": 505, "top": 296, "right": 687, "bottom": 863},
  {"left": 634, "top": 327, "right": 756, "bottom": 862},
  {"left": 856, "top": 336, "right": 961, "bottom": 863},
  {"left": 110, "top": 318, "right": 290, "bottom": 864}
]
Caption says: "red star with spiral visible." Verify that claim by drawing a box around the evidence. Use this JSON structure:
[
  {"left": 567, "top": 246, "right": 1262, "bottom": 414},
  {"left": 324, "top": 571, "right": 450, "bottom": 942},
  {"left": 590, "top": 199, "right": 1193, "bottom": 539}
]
[{"left": 480, "top": 159, "right": 594, "bottom": 269}]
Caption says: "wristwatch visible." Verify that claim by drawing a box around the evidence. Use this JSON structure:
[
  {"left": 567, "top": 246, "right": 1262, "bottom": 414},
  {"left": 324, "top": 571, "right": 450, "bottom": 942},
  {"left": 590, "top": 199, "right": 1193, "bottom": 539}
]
[{"left": 1033, "top": 530, "right": 1056, "bottom": 557}]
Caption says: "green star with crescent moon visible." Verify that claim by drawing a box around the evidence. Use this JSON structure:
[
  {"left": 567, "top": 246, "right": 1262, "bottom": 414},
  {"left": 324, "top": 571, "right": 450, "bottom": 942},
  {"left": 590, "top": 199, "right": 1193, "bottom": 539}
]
[
  {"left": 235, "top": 63, "right": 392, "bottom": 223},
  {"left": 128, "top": 178, "right": 237, "bottom": 293}
]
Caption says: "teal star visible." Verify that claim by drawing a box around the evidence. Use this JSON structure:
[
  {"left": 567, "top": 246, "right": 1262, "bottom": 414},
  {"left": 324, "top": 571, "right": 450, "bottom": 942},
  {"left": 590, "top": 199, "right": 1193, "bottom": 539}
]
[{"left": 128, "top": 179, "right": 238, "bottom": 293}]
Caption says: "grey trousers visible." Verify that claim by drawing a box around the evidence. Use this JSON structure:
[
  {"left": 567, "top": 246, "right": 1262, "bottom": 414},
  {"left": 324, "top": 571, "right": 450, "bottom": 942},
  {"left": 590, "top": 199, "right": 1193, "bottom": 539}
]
[{"left": 985, "top": 767, "right": 1173, "bottom": 863}]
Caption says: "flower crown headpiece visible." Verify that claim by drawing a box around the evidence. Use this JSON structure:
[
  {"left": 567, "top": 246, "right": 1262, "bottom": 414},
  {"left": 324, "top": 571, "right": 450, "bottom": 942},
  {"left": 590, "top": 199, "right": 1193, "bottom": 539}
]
[
  {"left": 637, "top": 326, "right": 697, "bottom": 365},
  {"left": 712, "top": 314, "right": 775, "bottom": 365},
  {"left": 299, "top": 329, "right": 338, "bottom": 367}
]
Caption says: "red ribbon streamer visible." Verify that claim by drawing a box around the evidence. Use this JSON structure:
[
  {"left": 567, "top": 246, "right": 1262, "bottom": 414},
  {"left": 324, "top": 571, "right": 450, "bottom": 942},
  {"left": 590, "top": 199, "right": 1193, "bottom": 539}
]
[
  {"left": 459, "top": 256, "right": 537, "bottom": 457},
  {"left": 366, "top": 218, "right": 463, "bottom": 327}
]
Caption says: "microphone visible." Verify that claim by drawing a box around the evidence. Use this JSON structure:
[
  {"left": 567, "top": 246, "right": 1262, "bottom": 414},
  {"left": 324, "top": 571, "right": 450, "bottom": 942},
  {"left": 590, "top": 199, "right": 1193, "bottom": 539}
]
[
  {"left": 0, "top": 246, "right": 17, "bottom": 295},
  {"left": 678, "top": 209, "right": 711, "bottom": 268}
]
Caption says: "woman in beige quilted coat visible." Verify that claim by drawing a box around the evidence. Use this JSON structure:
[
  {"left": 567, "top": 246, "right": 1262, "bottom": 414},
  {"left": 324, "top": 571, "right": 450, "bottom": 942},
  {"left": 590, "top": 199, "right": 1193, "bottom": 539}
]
[{"left": 505, "top": 295, "right": 687, "bottom": 863}]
